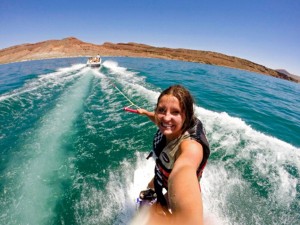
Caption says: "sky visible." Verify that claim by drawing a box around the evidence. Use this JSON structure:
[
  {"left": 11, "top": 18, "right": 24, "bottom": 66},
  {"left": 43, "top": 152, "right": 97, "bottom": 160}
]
[{"left": 1, "top": 0, "right": 300, "bottom": 75}]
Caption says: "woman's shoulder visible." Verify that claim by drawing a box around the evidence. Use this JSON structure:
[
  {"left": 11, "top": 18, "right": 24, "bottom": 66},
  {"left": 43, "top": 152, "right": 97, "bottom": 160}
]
[
  {"left": 175, "top": 139, "right": 204, "bottom": 171},
  {"left": 178, "top": 138, "right": 203, "bottom": 159},
  {"left": 180, "top": 138, "right": 203, "bottom": 151}
]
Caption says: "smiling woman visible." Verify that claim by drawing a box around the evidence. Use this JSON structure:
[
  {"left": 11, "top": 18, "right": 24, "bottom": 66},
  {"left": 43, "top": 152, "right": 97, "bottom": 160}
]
[
  {"left": 134, "top": 85, "right": 210, "bottom": 224},
  {"left": 155, "top": 94, "right": 186, "bottom": 141}
]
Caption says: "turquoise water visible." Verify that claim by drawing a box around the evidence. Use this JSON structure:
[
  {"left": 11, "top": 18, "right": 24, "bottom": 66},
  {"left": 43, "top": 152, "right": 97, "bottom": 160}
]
[{"left": 0, "top": 57, "right": 299, "bottom": 225}]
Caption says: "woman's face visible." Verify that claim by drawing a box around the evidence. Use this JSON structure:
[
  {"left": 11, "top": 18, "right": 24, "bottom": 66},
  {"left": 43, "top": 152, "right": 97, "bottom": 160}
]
[{"left": 156, "top": 94, "right": 186, "bottom": 141}]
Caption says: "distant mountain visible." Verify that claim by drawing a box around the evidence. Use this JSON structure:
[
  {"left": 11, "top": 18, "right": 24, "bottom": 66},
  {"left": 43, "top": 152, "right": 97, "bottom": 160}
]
[
  {"left": 276, "top": 69, "right": 291, "bottom": 76},
  {"left": 276, "top": 69, "right": 300, "bottom": 82},
  {"left": 0, "top": 37, "right": 299, "bottom": 83}
]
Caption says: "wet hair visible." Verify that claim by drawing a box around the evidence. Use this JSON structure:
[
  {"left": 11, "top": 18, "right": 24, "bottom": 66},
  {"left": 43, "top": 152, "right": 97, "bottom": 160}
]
[{"left": 155, "top": 85, "right": 195, "bottom": 133}]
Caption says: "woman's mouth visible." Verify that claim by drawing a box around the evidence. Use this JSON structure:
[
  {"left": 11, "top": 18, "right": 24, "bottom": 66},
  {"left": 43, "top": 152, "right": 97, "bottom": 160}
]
[{"left": 161, "top": 123, "right": 173, "bottom": 129}]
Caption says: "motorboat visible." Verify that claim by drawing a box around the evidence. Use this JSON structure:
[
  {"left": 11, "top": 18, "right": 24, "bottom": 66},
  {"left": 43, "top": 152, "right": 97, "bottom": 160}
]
[{"left": 86, "top": 55, "right": 102, "bottom": 67}]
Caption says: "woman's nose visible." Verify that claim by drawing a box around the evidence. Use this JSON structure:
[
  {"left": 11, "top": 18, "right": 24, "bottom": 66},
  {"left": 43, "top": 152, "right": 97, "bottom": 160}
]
[{"left": 162, "top": 111, "right": 172, "bottom": 120}]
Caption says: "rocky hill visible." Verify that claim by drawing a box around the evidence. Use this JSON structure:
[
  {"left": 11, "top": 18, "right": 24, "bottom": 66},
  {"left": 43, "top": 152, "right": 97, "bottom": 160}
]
[{"left": 0, "top": 37, "right": 299, "bottom": 83}]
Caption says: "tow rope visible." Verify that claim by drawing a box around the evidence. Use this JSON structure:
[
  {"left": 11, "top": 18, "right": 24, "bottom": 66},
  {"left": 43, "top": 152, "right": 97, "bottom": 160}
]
[{"left": 109, "top": 80, "right": 140, "bottom": 114}]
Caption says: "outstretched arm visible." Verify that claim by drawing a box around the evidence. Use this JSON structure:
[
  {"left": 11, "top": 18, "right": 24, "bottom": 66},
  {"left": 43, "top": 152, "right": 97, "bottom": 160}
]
[
  {"left": 168, "top": 139, "right": 204, "bottom": 225},
  {"left": 131, "top": 140, "right": 205, "bottom": 225},
  {"left": 137, "top": 108, "right": 156, "bottom": 123}
]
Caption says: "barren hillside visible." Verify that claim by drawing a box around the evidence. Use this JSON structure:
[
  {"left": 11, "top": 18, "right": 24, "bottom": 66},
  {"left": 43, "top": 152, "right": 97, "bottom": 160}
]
[{"left": 0, "top": 37, "right": 298, "bottom": 83}]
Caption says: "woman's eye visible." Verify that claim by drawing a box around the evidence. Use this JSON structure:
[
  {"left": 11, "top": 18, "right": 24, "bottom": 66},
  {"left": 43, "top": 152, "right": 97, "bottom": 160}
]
[
  {"left": 172, "top": 111, "right": 180, "bottom": 115},
  {"left": 157, "top": 108, "right": 165, "bottom": 113}
]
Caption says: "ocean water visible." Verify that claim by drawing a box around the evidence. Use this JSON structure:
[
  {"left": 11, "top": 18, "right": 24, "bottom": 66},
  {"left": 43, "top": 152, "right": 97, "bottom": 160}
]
[{"left": 0, "top": 57, "right": 299, "bottom": 225}]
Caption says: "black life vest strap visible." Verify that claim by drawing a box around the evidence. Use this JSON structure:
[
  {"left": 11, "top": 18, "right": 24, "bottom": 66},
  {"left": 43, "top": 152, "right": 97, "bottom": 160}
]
[
  {"left": 146, "top": 151, "right": 167, "bottom": 206},
  {"left": 146, "top": 151, "right": 153, "bottom": 159},
  {"left": 154, "top": 176, "right": 168, "bottom": 206}
]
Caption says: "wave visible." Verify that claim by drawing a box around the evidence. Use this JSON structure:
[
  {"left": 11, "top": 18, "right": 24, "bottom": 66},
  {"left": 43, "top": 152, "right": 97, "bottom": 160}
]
[{"left": 196, "top": 107, "right": 300, "bottom": 224}]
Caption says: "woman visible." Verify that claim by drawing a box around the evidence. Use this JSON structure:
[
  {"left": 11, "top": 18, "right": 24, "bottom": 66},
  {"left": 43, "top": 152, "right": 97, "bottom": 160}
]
[{"left": 133, "top": 85, "right": 210, "bottom": 224}]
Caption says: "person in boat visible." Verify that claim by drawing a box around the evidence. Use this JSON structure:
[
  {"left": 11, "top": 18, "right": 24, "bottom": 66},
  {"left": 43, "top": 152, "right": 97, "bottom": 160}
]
[{"left": 133, "top": 85, "right": 210, "bottom": 224}]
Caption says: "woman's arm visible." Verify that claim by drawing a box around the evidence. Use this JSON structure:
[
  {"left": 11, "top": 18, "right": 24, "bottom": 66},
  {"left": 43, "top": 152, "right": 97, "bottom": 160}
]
[
  {"left": 131, "top": 140, "right": 205, "bottom": 225},
  {"left": 137, "top": 108, "right": 156, "bottom": 123},
  {"left": 168, "top": 140, "right": 204, "bottom": 224}
]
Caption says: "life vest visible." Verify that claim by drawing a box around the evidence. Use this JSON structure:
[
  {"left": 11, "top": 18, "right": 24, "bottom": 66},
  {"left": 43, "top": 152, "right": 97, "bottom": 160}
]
[{"left": 147, "top": 117, "right": 210, "bottom": 206}]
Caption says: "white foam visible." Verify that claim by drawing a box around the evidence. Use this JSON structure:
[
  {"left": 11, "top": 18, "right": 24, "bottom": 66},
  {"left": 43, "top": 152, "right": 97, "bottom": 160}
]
[
  {"left": 73, "top": 152, "right": 154, "bottom": 225},
  {"left": 99, "top": 60, "right": 159, "bottom": 110},
  {"left": 57, "top": 63, "right": 86, "bottom": 73},
  {"left": 195, "top": 106, "right": 300, "bottom": 224},
  {"left": 202, "top": 164, "right": 241, "bottom": 224},
  {"left": 3, "top": 73, "right": 93, "bottom": 224},
  {"left": 102, "top": 60, "right": 136, "bottom": 77},
  {"left": 0, "top": 64, "right": 87, "bottom": 102}
]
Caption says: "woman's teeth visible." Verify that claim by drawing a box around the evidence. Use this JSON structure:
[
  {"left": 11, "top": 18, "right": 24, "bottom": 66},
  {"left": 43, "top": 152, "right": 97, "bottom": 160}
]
[{"left": 162, "top": 123, "right": 172, "bottom": 128}]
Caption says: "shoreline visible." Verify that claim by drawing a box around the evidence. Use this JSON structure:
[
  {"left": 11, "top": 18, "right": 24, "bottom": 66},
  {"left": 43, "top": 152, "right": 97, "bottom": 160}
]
[
  {"left": 0, "top": 37, "right": 299, "bottom": 83},
  {"left": 3, "top": 54, "right": 300, "bottom": 84}
]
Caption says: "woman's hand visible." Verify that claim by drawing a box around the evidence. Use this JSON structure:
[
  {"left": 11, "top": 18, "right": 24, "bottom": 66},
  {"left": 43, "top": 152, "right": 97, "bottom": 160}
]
[
  {"left": 137, "top": 108, "right": 156, "bottom": 123},
  {"left": 137, "top": 108, "right": 148, "bottom": 115}
]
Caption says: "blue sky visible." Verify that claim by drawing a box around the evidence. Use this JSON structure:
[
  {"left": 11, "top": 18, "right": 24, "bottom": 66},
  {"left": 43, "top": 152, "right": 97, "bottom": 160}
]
[{"left": 1, "top": 0, "right": 299, "bottom": 75}]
